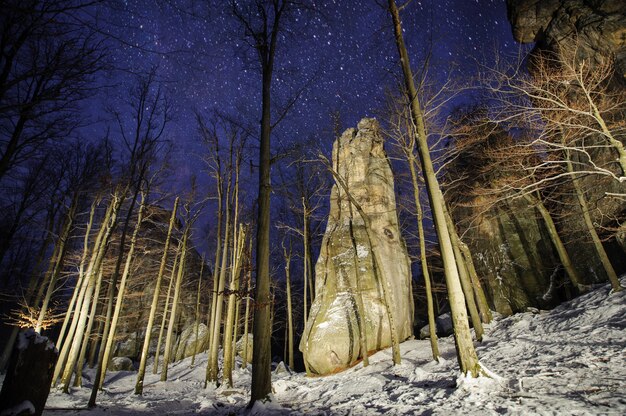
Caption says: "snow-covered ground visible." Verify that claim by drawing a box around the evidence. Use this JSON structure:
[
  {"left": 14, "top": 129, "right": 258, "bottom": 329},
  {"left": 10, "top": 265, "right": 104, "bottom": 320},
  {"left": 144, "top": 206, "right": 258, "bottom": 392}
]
[{"left": 11, "top": 278, "right": 625, "bottom": 415}]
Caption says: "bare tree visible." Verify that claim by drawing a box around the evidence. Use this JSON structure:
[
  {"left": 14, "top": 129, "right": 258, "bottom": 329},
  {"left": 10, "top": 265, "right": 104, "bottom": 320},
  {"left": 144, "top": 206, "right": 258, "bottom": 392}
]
[{"left": 387, "top": 0, "right": 482, "bottom": 377}]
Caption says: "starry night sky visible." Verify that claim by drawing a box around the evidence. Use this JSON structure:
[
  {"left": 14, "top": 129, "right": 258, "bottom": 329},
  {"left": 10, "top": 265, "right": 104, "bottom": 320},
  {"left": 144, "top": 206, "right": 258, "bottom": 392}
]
[{"left": 97, "top": 0, "right": 518, "bottom": 166}]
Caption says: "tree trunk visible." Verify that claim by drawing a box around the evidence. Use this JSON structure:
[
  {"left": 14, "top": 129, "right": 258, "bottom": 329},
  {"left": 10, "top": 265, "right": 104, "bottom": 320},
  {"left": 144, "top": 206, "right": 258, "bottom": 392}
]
[
  {"left": 458, "top": 240, "right": 492, "bottom": 323},
  {"left": 387, "top": 0, "right": 481, "bottom": 376},
  {"left": 135, "top": 197, "right": 179, "bottom": 394},
  {"left": 53, "top": 193, "right": 119, "bottom": 387},
  {"left": 207, "top": 179, "right": 223, "bottom": 362},
  {"left": 407, "top": 156, "right": 439, "bottom": 360},
  {"left": 191, "top": 261, "right": 204, "bottom": 367},
  {"left": 223, "top": 225, "right": 245, "bottom": 387},
  {"left": 74, "top": 267, "right": 104, "bottom": 387},
  {"left": 96, "top": 194, "right": 146, "bottom": 391},
  {"left": 283, "top": 244, "right": 294, "bottom": 369},
  {"left": 154, "top": 244, "right": 180, "bottom": 375},
  {"left": 161, "top": 227, "right": 189, "bottom": 382},
  {"left": 35, "top": 196, "right": 77, "bottom": 333},
  {"left": 524, "top": 193, "right": 585, "bottom": 292},
  {"left": 567, "top": 155, "right": 622, "bottom": 292},
  {"left": 55, "top": 200, "right": 97, "bottom": 352},
  {"left": 241, "top": 241, "right": 252, "bottom": 370},
  {"left": 206, "top": 177, "right": 232, "bottom": 386}
]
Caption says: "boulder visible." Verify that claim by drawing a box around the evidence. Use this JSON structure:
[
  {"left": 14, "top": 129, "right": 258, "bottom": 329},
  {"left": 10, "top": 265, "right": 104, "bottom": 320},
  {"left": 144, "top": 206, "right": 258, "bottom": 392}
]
[
  {"left": 236, "top": 334, "right": 253, "bottom": 364},
  {"left": 107, "top": 356, "right": 134, "bottom": 372},
  {"left": 0, "top": 329, "right": 58, "bottom": 416},
  {"left": 174, "top": 322, "right": 209, "bottom": 361},
  {"left": 419, "top": 313, "right": 454, "bottom": 339},
  {"left": 299, "top": 118, "right": 414, "bottom": 375}
]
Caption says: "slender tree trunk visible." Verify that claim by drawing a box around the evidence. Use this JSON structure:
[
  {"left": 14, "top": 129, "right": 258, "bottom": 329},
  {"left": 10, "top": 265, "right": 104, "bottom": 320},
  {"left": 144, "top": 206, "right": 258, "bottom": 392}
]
[
  {"left": 388, "top": 0, "right": 481, "bottom": 376},
  {"left": 55, "top": 200, "right": 97, "bottom": 351},
  {"left": 240, "top": 241, "right": 252, "bottom": 370},
  {"left": 524, "top": 193, "right": 585, "bottom": 291},
  {"left": 97, "top": 194, "right": 146, "bottom": 391},
  {"left": 283, "top": 245, "right": 294, "bottom": 369},
  {"left": 191, "top": 260, "right": 204, "bottom": 367},
  {"left": 35, "top": 196, "right": 78, "bottom": 333},
  {"left": 566, "top": 155, "right": 622, "bottom": 292},
  {"left": 161, "top": 227, "right": 189, "bottom": 382},
  {"left": 458, "top": 240, "right": 492, "bottom": 323},
  {"left": 205, "top": 180, "right": 223, "bottom": 386},
  {"left": 58, "top": 192, "right": 121, "bottom": 391},
  {"left": 154, "top": 245, "right": 180, "bottom": 375},
  {"left": 74, "top": 267, "right": 105, "bottom": 387},
  {"left": 344, "top": 184, "right": 370, "bottom": 368},
  {"left": 135, "top": 197, "right": 179, "bottom": 394},
  {"left": 206, "top": 178, "right": 232, "bottom": 386},
  {"left": 53, "top": 194, "right": 117, "bottom": 387},
  {"left": 407, "top": 156, "right": 439, "bottom": 360},
  {"left": 87, "top": 309, "right": 103, "bottom": 368},
  {"left": 223, "top": 225, "right": 245, "bottom": 387}
]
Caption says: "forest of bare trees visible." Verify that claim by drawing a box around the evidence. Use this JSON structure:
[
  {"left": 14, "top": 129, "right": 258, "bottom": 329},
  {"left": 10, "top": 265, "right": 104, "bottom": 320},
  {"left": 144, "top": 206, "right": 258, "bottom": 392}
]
[{"left": 0, "top": 0, "right": 624, "bottom": 413}]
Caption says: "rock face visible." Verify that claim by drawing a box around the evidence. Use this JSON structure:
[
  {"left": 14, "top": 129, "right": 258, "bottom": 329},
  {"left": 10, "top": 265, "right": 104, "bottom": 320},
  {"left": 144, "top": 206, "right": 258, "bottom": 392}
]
[
  {"left": 299, "top": 118, "right": 413, "bottom": 375},
  {"left": 507, "top": 0, "right": 626, "bottom": 84},
  {"left": 0, "top": 330, "right": 58, "bottom": 416}
]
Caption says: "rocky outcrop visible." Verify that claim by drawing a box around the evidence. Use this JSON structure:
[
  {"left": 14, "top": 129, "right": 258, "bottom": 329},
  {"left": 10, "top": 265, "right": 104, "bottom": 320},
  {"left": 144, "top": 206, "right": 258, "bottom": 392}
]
[
  {"left": 0, "top": 330, "right": 57, "bottom": 416},
  {"left": 299, "top": 118, "right": 413, "bottom": 375},
  {"left": 507, "top": 0, "right": 626, "bottom": 85}
]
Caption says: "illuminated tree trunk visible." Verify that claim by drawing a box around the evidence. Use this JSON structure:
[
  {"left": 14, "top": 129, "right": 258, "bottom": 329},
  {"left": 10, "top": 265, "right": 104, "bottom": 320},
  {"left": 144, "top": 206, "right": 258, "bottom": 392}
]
[
  {"left": 283, "top": 243, "right": 294, "bottom": 369},
  {"left": 524, "top": 192, "right": 585, "bottom": 291},
  {"left": 55, "top": 200, "right": 97, "bottom": 352},
  {"left": 458, "top": 240, "right": 492, "bottom": 323},
  {"left": 407, "top": 157, "right": 439, "bottom": 360},
  {"left": 566, "top": 154, "right": 622, "bottom": 292},
  {"left": 35, "top": 195, "right": 78, "bottom": 333},
  {"left": 206, "top": 175, "right": 232, "bottom": 386},
  {"left": 52, "top": 194, "right": 117, "bottom": 387},
  {"left": 191, "top": 260, "right": 204, "bottom": 367},
  {"left": 74, "top": 267, "right": 104, "bottom": 387},
  {"left": 135, "top": 196, "right": 179, "bottom": 394},
  {"left": 223, "top": 224, "right": 245, "bottom": 387},
  {"left": 445, "top": 209, "right": 483, "bottom": 342},
  {"left": 154, "top": 245, "right": 180, "bottom": 375},
  {"left": 161, "top": 226, "right": 189, "bottom": 382},
  {"left": 97, "top": 193, "right": 146, "bottom": 391},
  {"left": 388, "top": 0, "right": 481, "bottom": 376},
  {"left": 240, "top": 240, "right": 252, "bottom": 370},
  {"left": 206, "top": 176, "right": 223, "bottom": 366},
  {"left": 58, "top": 191, "right": 121, "bottom": 391}
]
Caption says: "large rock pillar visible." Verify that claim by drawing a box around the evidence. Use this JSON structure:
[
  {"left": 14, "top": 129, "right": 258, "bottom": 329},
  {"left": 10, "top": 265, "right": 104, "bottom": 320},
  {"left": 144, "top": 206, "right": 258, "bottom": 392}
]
[{"left": 299, "top": 118, "right": 413, "bottom": 375}]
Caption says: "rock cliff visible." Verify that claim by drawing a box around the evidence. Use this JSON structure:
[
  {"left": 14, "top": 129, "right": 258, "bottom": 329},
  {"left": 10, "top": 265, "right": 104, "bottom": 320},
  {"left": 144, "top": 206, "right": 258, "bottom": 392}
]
[
  {"left": 299, "top": 118, "right": 413, "bottom": 375},
  {"left": 507, "top": 0, "right": 626, "bottom": 84}
]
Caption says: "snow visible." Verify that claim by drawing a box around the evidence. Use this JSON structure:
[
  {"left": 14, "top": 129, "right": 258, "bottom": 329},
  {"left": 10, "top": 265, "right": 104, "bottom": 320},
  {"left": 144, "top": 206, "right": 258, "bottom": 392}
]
[
  {"left": 0, "top": 400, "right": 35, "bottom": 415},
  {"left": 15, "top": 329, "right": 56, "bottom": 352},
  {"left": 4, "top": 278, "right": 621, "bottom": 415}
]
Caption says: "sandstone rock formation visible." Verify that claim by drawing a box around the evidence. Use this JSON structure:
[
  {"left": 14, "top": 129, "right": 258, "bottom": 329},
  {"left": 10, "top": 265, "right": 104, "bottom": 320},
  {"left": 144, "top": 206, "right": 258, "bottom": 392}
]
[
  {"left": 507, "top": 0, "right": 626, "bottom": 85},
  {"left": 299, "top": 118, "right": 413, "bottom": 375}
]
